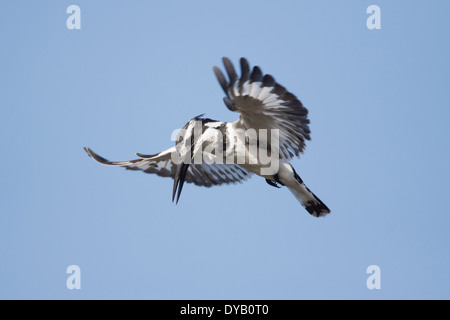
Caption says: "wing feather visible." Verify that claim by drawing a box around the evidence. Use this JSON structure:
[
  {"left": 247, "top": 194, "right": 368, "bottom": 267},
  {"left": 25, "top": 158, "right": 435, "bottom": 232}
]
[
  {"left": 84, "top": 147, "right": 250, "bottom": 187},
  {"left": 213, "top": 57, "right": 311, "bottom": 159}
]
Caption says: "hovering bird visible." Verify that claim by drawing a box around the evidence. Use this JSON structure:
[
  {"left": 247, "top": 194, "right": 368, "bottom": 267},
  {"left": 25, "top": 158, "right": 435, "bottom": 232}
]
[{"left": 84, "top": 57, "right": 330, "bottom": 217}]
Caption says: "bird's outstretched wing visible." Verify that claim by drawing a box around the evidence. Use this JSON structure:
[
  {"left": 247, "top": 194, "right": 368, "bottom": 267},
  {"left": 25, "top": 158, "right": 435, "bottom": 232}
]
[
  {"left": 84, "top": 147, "right": 250, "bottom": 187},
  {"left": 213, "top": 57, "right": 311, "bottom": 159}
]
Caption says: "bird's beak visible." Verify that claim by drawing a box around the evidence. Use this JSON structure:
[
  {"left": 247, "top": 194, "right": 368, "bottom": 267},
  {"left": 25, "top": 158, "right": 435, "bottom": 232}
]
[{"left": 172, "top": 163, "right": 190, "bottom": 204}]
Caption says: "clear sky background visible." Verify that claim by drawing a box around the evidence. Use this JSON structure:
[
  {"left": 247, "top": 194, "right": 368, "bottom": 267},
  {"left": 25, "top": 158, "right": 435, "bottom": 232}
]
[{"left": 1, "top": 1, "right": 449, "bottom": 300}]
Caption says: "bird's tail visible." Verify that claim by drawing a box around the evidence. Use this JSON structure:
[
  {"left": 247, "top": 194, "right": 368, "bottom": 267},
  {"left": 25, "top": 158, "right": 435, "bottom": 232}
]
[{"left": 288, "top": 169, "right": 331, "bottom": 218}]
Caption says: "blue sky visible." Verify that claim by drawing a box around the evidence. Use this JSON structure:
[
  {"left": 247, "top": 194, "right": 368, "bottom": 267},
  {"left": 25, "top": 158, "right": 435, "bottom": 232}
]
[{"left": 1, "top": 0, "right": 449, "bottom": 299}]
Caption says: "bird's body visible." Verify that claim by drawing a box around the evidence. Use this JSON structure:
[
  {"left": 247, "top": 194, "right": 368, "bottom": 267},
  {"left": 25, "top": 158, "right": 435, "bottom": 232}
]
[{"left": 85, "top": 57, "right": 330, "bottom": 217}]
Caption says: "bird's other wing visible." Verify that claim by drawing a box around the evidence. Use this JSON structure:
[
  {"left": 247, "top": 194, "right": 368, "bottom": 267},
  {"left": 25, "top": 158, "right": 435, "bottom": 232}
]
[
  {"left": 84, "top": 147, "right": 251, "bottom": 187},
  {"left": 213, "top": 57, "right": 311, "bottom": 159}
]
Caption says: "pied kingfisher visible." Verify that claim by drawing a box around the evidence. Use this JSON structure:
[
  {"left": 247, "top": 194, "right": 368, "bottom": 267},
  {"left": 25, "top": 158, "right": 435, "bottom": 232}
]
[{"left": 84, "top": 57, "right": 330, "bottom": 217}]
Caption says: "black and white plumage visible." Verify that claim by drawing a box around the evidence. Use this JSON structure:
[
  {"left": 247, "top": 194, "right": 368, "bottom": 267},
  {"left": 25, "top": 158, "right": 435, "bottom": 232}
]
[{"left": 85, "top": 57, "right": 330, "bottom": 217}]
